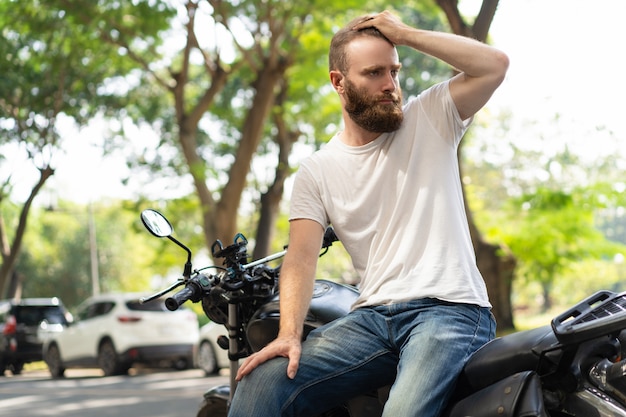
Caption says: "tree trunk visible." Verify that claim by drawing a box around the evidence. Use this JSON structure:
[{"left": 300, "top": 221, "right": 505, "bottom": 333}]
[
  {"left": 214, "top": 59, "right": 288, "bottom": 245},
  {"left": 462, "top": 150, "right": 516, "bottom": 330},
  {"left": 0, "top": 166, "right": 54, "bottom": 297},
  {"left": 437, "top": 0, "right": 516, "bottom": 330},
  {"left": 253, "top": 83, "right": 298, "bottom": 259},
  {"left": 473, "top": 235, "right": 516, "bottom": 329},
  {"left": 253, "top": 191, "right": 282, "bottom": 260},
  {"left": 541, "top": 282, "right": 552, "bottom": 313},
  {"left": 6, "top": 271, "right": 24, "bottom": 301}
]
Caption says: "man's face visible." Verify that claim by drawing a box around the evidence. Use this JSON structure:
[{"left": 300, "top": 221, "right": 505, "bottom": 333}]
[
  {"left": 340, "top": 36, "right": 404, "bottom": 133},
  {"left": 343, "top": 77, "right": 403, "bottom": 133}
]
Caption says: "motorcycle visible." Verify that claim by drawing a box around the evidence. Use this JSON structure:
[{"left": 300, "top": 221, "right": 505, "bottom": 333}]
[{"left": 140, "top": 208, "right": 626, "bottom": 417}]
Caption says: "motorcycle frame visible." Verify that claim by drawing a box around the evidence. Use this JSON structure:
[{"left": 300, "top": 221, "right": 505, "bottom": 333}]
[
  {"left": 227, "top": 302, "right": 240, "bottom": 405},
  {"left": 223, "top": 249, "right": 287, "bottom": 405}
]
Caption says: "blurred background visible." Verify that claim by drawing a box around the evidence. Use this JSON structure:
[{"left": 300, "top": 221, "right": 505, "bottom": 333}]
[{"left": 0, "top": 0, "right": 624, "bottom": 333}]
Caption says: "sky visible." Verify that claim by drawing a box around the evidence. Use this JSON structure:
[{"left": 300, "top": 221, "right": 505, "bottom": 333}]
[
  {"left": 474, "top": 0, "right": 625, "bottom": 162},
  {"left": 4, "top": 0, "right": 625, "bottom": 205}
]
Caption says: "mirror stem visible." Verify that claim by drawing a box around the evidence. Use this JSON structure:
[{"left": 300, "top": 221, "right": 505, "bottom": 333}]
[{"left": 167, "top": 235, "right": 193, "bottom": 278}]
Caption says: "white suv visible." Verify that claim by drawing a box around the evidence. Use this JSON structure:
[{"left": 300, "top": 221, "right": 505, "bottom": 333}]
[{"left": 41, "top": 293, "right": 199, "bottom": 377}]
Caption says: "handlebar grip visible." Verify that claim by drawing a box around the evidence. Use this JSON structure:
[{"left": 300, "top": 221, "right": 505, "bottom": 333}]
[{"left": 165, "top": 286, "right": 196, "bottom": 311}]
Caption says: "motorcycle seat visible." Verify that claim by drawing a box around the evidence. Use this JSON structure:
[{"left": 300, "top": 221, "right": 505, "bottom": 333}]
[{"left": 460, "top": 325, "right": 558, "bottom": 391}]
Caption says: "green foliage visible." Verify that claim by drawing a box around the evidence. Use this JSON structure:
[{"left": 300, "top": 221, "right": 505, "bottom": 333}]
[
  {"left": 513, "top": 259, "right": 626, "bottom": 314},
  {"left": 115, "top": 0, "right": 453, "bottom": 193},
  {"left": 472, "top": 182, "right": 626, "bottom": 310},
  {"left": 12, "top": 198, "right": 356, "bottom": 310},
  {"left": 462, "top": 105, "right": 626, "bottom": 310},
  {"left": 15, "top": 202, "right": 162, "bottom": 308},
  {"left": 0, "top": 0, "right": 177, "bottom": 296},
  {"left": 502, "top": 188, "right": 601, "bottom": 282},
  {"left": 0, "top": 0, "right": 169, "bottom": 133}
]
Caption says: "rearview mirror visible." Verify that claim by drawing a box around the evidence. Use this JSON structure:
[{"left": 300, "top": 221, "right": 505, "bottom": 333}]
[{"left": 141, "top": 209, "right": 173, "bottom": 238}]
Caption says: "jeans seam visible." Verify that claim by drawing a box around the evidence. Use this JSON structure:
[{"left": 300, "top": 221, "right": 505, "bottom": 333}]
[
  {"left": 463, "top": 307, "right": 495, "bottom": 361},
  {"left": 280, "top": 349, "right": 391, "bottom": 415}
]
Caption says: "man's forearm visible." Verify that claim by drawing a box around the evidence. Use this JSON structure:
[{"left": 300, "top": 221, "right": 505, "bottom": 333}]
[
  {"left": 277, "top": 255, "right": 317, "bottom": 340},
  {"left": 399, "top": 29, "right": 507, "bottom": 79},
  {"left": 352, "top": 11, "right": 508, "bottom": 79}
]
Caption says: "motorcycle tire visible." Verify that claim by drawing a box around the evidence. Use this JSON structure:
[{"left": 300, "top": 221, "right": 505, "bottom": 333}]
[{"left": 197, "top": 397, "right": 227, "bottom": 417}]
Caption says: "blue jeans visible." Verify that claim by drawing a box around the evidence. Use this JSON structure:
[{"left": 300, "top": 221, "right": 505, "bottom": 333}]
[{"left": 228, "top": 298, "right": 495, "bottom": 417}]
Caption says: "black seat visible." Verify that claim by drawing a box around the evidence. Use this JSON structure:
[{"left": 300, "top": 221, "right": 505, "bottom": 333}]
[{"left": 461, "top": 325, "right": 558, "bottom": 390}]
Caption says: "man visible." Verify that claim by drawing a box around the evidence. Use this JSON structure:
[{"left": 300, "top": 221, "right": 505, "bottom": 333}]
[{"left": 229, "top": 10, "right": 509, "bottom": 417}]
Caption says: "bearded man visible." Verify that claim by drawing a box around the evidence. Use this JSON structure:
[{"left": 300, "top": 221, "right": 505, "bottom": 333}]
[{"left": 229, "top": 10, "right": 509, "bottom": 417}]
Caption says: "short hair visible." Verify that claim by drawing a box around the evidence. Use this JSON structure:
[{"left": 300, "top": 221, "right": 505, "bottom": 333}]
[{"left": 329, "top": 15, "right": 394, "bottom": 73}]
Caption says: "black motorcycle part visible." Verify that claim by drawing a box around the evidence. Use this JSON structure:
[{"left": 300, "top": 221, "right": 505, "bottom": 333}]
[
  {"left": 197, "top": 395, "right": 228, "bottom": 417},
  {"left": 246, "top": 279, "right": 359, "bottom": 352},
  {"left": 552, "top": 290, "right": 626, "bottom": 345},
  {"left": 165, "top": 286, "right": 197, "bottom": 311},
  {"left": 201, "top": 287, "right": 229, "bottom": 324},
  {"left": 445, "top": 371, "right": 547, "bottom": 417},
  {"left": 460, "top": 325, "right": 558, "bottom": 391},
  {"left": 197, "top": 385, "right": 230, "bottom": 417},
  {"left": 211, "top": 233, "right": 249, "bottom": 267}
]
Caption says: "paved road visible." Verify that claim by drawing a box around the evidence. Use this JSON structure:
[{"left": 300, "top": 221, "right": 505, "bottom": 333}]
[{"left": 0, "top": 367, "right": 229, "bottom": 417}]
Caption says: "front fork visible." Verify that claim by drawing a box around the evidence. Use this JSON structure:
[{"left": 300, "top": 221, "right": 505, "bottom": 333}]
[{"left": 227, "top": 302, "right": 240, "bottom": 406}]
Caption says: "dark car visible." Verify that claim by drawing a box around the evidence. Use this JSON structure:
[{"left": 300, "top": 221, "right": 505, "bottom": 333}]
[{"left": 0, "top": 297, "right": 70, "bottom": 376}]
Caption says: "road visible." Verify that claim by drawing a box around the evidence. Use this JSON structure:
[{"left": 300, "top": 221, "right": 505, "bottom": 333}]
[{"left": 0, "top": 367, "right": 229, "bottom": 417}]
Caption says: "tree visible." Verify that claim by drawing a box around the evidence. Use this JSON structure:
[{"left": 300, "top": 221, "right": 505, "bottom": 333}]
[
  {"left": 145, "top": 0, "right": 515, "bottom": 328},
  {"left": 252, "top": 1, "right": 451, "bottom": 259},
  {"left": 57, "top": 0, "right": 450, "bottom": 256},
  {"left": 55, "top": 0, "right": 330, "bottom": 252},
  {"left": 5, "top": 0, "right": 517, "bottom": 328},
  {"left": 502, "top": 188, "right": 613, "bottom": 311},
  {"left": 0, "top": 0, "right": 172, "bottom": 297},
  {"left": 13, "top": 201, "right": 171, "bottom": 308},
  {"left": 465, "top": 115, "right": 626, "bottom": 315},
  {"left": 432, "top": 0, "right": 518, "bottom": 329}
]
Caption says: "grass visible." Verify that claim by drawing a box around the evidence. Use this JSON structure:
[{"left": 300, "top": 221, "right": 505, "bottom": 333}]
[{"left": 24, "top": 361, "right": 47, "bottom": 372}]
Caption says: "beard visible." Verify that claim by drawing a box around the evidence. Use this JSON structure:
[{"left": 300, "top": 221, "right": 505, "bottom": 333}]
[{"left": 343, "top": 79, "right": 404, "bottom": 133}]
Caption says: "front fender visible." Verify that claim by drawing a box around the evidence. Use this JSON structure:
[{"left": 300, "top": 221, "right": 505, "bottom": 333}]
[
  {"left": 202, "top": 384, "right": 230, "bottom": 401},
  {"left": 197, "top": 384, "right": 229, "bottom": 417}
]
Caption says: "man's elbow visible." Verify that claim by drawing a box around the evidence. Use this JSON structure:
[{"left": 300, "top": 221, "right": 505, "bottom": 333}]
[{"left": 491, "top": 49, "right": 510, "bottom": 85}]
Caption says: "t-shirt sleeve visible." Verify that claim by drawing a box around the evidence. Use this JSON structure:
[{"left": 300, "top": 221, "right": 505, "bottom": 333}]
[
  {"left": 288, "top": 161, "right": 329, "bottom": 228},
  {"left": 413, "top": 80, "right": 471, "bottom": 148}
]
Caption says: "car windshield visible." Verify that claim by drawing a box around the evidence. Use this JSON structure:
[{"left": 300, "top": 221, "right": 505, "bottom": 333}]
[{"left": 15, "top": 306, "right": 67, "bottom": 325}]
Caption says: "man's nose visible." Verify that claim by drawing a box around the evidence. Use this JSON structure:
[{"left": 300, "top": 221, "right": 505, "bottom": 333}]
[{"left": 382, "top": 73, "right": 397, "bottom": 92}]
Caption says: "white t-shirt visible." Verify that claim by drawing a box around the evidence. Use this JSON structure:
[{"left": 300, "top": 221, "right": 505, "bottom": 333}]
[{"left": 289, "top": 80, "right": 491, "bottom": 309}]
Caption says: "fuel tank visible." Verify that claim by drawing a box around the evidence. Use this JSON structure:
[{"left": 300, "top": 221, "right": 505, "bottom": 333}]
[{"left": 246, "top": 279, "right": 359, "bottom": 352}]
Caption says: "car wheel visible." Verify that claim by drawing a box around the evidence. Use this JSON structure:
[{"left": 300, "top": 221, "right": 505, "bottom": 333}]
[
  {"left": 197, "top": 340, "right": 219, "bottom": 375},
  {"left": 98, "top": 340, "right": 127, "bottom": 376},
  {"left": 9, "top": 361, "right": 23, "bottom": 375},
  {"left": 0, "top": 356, "right": 6, "bottom": 377},
  {"left": 45, "top": 344, "right": 66, "bottom": 378},
  {"left": 173, "top": 357, "right": 191, "bottom": 371}
]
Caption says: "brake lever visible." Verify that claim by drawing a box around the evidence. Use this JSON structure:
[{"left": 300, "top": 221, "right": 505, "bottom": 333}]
[{"left": 140, "top": 279, "right": 186, "bottom": 304}]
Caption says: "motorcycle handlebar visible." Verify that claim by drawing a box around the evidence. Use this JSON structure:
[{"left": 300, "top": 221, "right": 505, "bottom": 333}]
[
  {"left": 155, "top": 228, "right": 338, "bottom": 311},
  {"left": 165, "top": 286, "right": 196, "bottom": 311}
]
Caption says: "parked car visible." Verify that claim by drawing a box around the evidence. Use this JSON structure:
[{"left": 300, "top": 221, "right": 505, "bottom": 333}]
[
  {"left": 195, "top": 321, "right": 229, "bottom": 375},
  {"left": 42, "top": 293, "right": 199, "bottom": 377},
  {"left": 0, "top": 297, "right": 70, "bottom": 376}
]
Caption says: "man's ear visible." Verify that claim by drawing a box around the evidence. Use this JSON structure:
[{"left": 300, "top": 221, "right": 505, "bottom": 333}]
[{"left": 330, "top": 70, "right": 344, "bottom": 93}]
